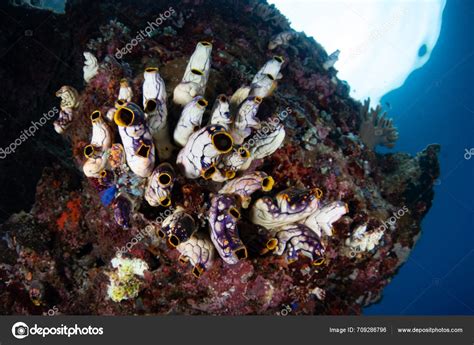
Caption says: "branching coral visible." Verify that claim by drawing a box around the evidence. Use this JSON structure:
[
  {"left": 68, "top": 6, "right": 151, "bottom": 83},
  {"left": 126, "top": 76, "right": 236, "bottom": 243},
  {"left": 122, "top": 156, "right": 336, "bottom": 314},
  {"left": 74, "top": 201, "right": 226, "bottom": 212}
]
[{"left": 359, "top": 98, "right": 399, "bottom": 149}]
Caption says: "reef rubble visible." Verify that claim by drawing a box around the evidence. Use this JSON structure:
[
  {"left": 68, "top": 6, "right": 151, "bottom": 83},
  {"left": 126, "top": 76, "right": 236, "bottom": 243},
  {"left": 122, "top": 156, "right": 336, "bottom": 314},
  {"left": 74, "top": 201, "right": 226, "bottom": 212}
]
[{"left": 0, "top": 0, "right": 440, "bottom": 315}]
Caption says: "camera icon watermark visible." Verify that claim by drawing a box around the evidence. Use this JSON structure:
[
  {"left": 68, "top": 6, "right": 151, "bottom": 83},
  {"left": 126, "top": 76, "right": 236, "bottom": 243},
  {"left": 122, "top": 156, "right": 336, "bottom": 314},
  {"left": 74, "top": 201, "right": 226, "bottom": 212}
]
[{"left": 12, "top": 322, "right": 29, "bottom": 339}]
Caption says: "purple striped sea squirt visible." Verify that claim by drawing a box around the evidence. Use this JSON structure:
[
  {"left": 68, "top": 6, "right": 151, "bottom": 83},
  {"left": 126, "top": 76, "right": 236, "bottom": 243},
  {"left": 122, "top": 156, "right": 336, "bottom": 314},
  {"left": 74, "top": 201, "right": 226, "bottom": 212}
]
[
  {"left": 208, "top": 194, "right": 247, "bottom": 265},
  {"left": 114, "top": 102, "right": 155, "bottom": 177}
]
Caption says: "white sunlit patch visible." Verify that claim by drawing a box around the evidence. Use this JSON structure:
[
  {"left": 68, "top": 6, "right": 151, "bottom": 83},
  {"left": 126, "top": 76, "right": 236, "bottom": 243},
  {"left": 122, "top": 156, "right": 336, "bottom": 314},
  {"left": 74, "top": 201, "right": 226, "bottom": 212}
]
[
  {"left": 11, "top": 0, "right": 66, "bottom": 13},
  {"left": 269, "top": 0, "right": 446, "bottom": 105}
]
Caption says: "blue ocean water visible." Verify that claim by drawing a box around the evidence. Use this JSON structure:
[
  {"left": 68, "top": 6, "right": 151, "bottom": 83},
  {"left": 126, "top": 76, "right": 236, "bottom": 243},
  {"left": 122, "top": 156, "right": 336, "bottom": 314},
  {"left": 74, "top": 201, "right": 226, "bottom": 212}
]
[{"left": 365, "top": 0, "right": 474, "bottom": 315}]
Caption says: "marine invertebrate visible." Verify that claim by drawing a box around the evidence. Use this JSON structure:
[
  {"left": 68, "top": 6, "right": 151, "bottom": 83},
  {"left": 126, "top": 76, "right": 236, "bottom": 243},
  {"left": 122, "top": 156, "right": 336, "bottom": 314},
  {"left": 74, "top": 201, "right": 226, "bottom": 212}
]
[
  {"left": 231, "top": 96, "right": 262, "bottom": 144},
  {"left": 176, "top": 232, "right": 215, "bottom": 277},
  {"left": 173, "top": 96, "right": 208, "bottom": 146},
  {"left": 208, "top": 194, "right": 247, "bottom": 265},
  {"left": 266, "top": 223, "right": 325, "bottom": 265},
  {"left": 268, "top": 31, "right": 296, "bottom": 50},
  {"left": 53, "top": 108, "right": 74, "bottom": 134},
  {"left": 344, "top": 224, "right": 384, "bottom": 253},
  {"left": 1, "top": 2, "right": 442, "bottom": 316},
  {"left": 248, "top": 123, "right": 286, "bottom": 159},
  {"left": 55, "top": 85, "right": 80, "bottom": 110},
  {"left": 218, "top": 146, "right": 252, "bottom": 174},
  {"left": 359, "top": 99, "right": 399, "bottom": 149},
  {"left": 176, "top": 124, "right": 233, "bottom": 180},
  {"left": 142, "top": 70, "right": 173, "bottom": 159},
  {"left": 145, "top": 162, "right": 175, "bottom": 207},
  {"left": 160, "top": 206, "right": 197, "bottom": 247},
  {"left": 53, "top": 86, "right": 79, "bottom": 134},
  {"left": 230, "top": 86, "right": 252, "bottom": 106},
  {"left": 118, "top": 78, "right": 133, "bottom": 102},
  {"left": 249, "top": 73, "right": 277, "bottom": 98},
  {"left": 83, "top": 51, "right": 99, "bottom": 83},
  {"left": 106, "top": 255, "right": 149, "bottom": 302},
  {"left": 209, "top": 94, "right": 232, "bottom": 128},
  {"left": 142, "top": 67, "right": 166, "bottom": 111},
  {"left": 323, "top": 50, "right": 340, "bottom": 70},
  {"left": 173, "top": 41, "right": 212, "bottom": 105},
  {"left": 254, "top": 55, "right": 284, "bottom": 81},
  {"left": 114, "top": 102, "right": 156, "bottom": 177},
  {"left": 303, "top": 201, "right": 348, "bottom": 237},
  {"left": 250, "top": 188, "right": 322, "bottom": 228},
  {"left": 90, "top": 110, "right": 113, "bottom": 151},
  {"left": 112, "top": 195, "right": 132, "bottom": 229},
  {"left": 82, "top": 144, "right": 107, "bottom": 178},
  {"left": 219, "top": 171, "right": 274, "bottom": 208}
]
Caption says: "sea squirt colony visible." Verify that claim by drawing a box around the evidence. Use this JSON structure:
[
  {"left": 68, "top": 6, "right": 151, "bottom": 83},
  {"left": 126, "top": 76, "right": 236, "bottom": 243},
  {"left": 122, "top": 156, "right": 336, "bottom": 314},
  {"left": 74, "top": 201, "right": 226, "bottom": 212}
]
[{"left": 54, "top": 40, "right": 348, "bottom": 301}]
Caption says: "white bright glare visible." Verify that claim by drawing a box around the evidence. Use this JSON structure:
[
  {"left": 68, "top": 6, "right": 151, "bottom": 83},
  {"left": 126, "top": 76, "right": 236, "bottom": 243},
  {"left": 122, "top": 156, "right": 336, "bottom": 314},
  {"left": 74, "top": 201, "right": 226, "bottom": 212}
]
[{"left": 269, "top": 0, "right": 446, "bottom": 105}]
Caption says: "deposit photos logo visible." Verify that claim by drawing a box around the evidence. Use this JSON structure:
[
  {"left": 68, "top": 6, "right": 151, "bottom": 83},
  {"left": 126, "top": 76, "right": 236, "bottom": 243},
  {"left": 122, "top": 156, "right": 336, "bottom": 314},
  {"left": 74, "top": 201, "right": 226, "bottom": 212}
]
[{"left": 11, "top": 321, "right": 104, "bottom": 339}]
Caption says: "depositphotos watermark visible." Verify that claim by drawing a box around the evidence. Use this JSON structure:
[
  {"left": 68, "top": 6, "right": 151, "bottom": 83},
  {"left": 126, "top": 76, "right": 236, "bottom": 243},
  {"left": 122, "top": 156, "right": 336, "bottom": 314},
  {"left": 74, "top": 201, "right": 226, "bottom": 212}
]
[
  {"left": 0, "top": 106, "right": 59, "bottom": 159},
  {"left": 115, "top": 6, "right": 176, "bottom": 59},
  {"left": 376, "top": 205, "right": 410, "bottom": 232},
  {"left": 115, "top": 207, "right": 174, "bottom": 256},
  {"left": 11, "top": 321, "right": 103, "bottom": 339},
  {"left": 240, "top": 106, "right": 292, "bottom": 152}
]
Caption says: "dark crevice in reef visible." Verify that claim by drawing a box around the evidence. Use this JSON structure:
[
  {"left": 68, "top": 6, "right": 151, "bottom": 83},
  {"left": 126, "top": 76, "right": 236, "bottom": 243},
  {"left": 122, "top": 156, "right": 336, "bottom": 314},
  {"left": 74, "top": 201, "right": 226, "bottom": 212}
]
[{"left": 0, "top": 0, "right": 440, "bottom": 315}]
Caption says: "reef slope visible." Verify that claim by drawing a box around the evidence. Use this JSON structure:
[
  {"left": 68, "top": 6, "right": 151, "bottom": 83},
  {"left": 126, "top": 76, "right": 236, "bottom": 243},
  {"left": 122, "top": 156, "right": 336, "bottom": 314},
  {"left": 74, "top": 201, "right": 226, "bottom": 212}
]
[{"left": 0, "top": 0, "right": 439, "bottom": 315}]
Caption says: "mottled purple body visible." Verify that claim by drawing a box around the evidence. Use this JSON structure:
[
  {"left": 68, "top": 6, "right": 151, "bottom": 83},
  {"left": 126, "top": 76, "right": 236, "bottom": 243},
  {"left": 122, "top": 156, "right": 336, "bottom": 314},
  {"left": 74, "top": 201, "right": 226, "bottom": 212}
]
[
  {"left": 112, "top": 195, "right": 131, "bottom": 229},
  {"left": 272, "top": 223, "right": 325, "bottom": 263},
  {"left": 208, "top": 194, "right": 246, "bottom": 265}
]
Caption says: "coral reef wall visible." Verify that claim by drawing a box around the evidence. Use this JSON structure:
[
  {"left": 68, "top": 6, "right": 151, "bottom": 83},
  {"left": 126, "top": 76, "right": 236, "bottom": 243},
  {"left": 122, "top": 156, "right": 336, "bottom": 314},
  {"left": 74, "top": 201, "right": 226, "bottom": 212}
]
[{"left": 0, "top": 0, "right": 439, "bottom": 315}]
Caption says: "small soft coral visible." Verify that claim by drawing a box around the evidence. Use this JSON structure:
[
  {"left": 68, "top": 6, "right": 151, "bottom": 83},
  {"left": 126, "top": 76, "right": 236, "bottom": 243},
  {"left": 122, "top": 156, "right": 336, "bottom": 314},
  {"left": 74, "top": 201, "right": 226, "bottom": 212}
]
[{"left": 358, "top": 98, "right": 398, "bottom": 149}]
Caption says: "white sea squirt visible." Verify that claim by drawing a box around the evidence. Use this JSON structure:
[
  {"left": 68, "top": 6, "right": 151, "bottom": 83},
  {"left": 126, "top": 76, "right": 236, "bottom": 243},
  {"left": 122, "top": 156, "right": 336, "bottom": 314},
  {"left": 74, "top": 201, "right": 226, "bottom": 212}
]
[
  {"left": 250, "top": 188, "right": 322, "bottom": 228},
  {"left": 160, "top": 206, "right": 197, "bottom": 247},
  {"left": 231, "top": 96, "right": 262, "bottom": 144},
  {"left": 114, "top": 102, "right": 155, "bottom": 177},
  {"left": 176, "top": 232, "right": 215, "bottom": 278},
  {"left": 90, "top": 110, "right": 113, "bottom": 151},
  {"left": 219, "top": 146, "right": 252, "bottom": 173},
  {"left": 176, "top": 124, "right": 233, "bottom": 179},
  {"left": 83, "top": 52, "right": 99, "bottom": 83},
  {"left": 142, "top": 67, "right": 167, "bottom": 111},
  {"left": 345, "top": 224, "right": 384, "bottom": 252},
  {"left": 267, "top": 223, "right": 325, "bottom": 265},
  {"left": 55, "top": 86, "right": 80, "bottom": 110},
  {"left": 254, "top": 55, "right": 284, "bottom": 80},
  {"left": 230, "top": 86, "right": 251, "bottom": 106},
  {"left": 145, "top": 162, "right": 175, "bottom": 207},
  {"left": 323, "top": 50, "right": 340, "bottom": 70},
  {"left": 141, "top": 68, "right": 173, "bottom": 159},
  {"left": 173, "top": 96, "right": 208, "bottom": 147},
  {"left": 173, "top": 41, "right": 212, "bottom": 106},
  {"left": 268, "top": 31, "right": 296, "bottom": 50},
  {"left": 248, "top": 123, "right": 286, "bottom": 159},
  {"left": 303, "top": 201, "right": 348, "bottom": 237},
  {"left": 82, "top": 144, "right": 107, "bottom": 178},
  {"left": 118, "top": 78, "right": 133, "bottom": 102},
  {"left": 249, "top": 73, "right": 277, "bottom": 98},
  {"left": 219, "top": 171, "right": 275, "bottom": 208},
  {"left": 209, "top": 94, "right": 232, "bottom": 129},
  {"left": 53, "top": 108, "right": 74, "bottom": 134}
]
